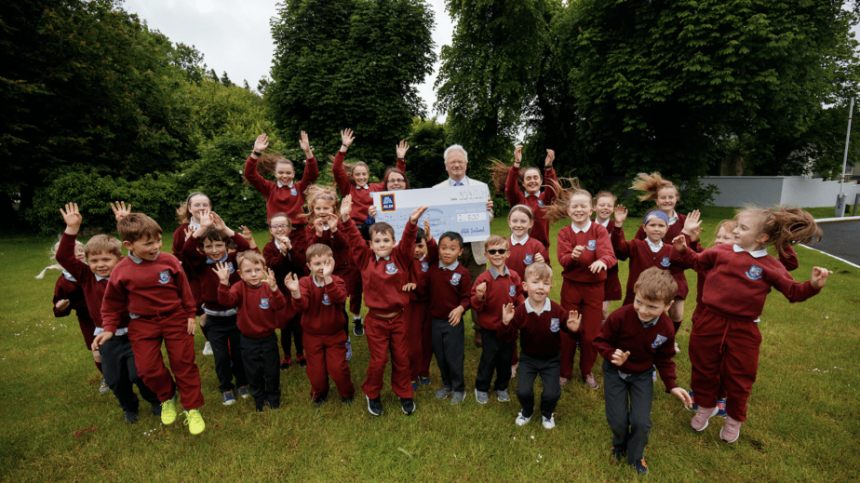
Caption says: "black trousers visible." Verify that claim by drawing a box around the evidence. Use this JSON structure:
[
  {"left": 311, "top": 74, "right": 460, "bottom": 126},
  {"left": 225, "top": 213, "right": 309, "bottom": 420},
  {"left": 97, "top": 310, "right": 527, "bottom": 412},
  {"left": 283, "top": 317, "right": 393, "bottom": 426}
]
[
  {"left": 474, "top": 328, "right": 514, "bottom": 392},
  {"left": 241, "top": 333, "right": 280, "bottom": 409},
  {"left": 603, "top": 359, "right": 654, "bottom": 464},
  {"left": 516, "top": 351, "right": 561, "bottom": 419},
  {"left": 432, "top": 317, "right": 465, "bottom": 392},
  {"left": 280, "top": 314, "right": 304, "bottom": 359},
  {"left": 207, "top": 314, "right": 247, "bottom": 393},
  {"left": 100, "top": 333, "right": 159, "bottom": 412}
]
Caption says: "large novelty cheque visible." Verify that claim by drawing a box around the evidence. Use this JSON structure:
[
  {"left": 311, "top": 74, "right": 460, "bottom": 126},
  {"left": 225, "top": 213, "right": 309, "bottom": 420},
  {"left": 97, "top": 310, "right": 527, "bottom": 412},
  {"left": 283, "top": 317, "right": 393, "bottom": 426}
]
[{"left": 371, "top": 186, "right": 491, "bottom": 242}]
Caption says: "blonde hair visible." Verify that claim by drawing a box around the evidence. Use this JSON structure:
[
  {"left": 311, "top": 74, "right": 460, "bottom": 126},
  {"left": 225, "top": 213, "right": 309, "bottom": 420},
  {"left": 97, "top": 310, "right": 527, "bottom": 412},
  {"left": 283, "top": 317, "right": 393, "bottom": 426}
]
[
  {"left": 634, "top": 267, "right": 678, "bottom": 305},
  {"left": 631, "top": 172, "right": 679, "bottom": 202},
  {"left": 736, "top": 206, "right": 822, "bottom": 258},
  {"left": 306, "top": 243, "right": 334, "bottom": 262},
  {"left": 710, "top": 219, "right": 738, "bottom": 247},
  {"left": 84, "top": 235, "right": 122, "bottom": 259},
  {"left": 524, "top": 261, "right": 553, "bottom": 282},
  {"left": 507, "top": 205, "right": 534, "bottom": 229},
  {"left": 236, "top": 250, "right": 266, "bottom": 269},
  {"left": 594, "top": 190, "right": 617, "bottom": 205},
  {"left": 543, "top": 177, "right": 593, "bottom": 225},
  {"left": 484, "top": 234, "right": 508, "bottom": 250},
  {"left": 302, "top": 184, "right": 339, "bottom": 224}
]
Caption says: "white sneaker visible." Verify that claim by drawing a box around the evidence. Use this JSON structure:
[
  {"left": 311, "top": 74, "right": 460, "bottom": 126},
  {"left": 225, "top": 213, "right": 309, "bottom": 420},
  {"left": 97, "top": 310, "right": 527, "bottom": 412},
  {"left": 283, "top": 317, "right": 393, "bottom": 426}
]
[
  {"left": 674, "top": 342, "right": 680, "bottom": 353},
  {"left": 541, "top": 415, "right": 556, "bottom": 430},
  {"left": 202, "top": 342, "right": 213, "bottom": 355},
  {"left": 515, "top": 411, "right": 531, "bottom": 426}
]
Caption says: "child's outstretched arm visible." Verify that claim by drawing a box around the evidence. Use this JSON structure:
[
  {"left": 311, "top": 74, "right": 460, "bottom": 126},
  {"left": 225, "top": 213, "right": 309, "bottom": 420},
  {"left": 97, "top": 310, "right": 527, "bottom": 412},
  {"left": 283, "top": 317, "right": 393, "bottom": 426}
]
[
  {"left": 110, "top": 201, "right": 132, "bottom": 222},
  {"left": 296, "top": 130, "right": 320, "bottom": 192},
  {"left": 56, "top": 203, "right": 89, "bottom": 280},
  {"left": 395, "top": 140, "right": 408, "bottom": 172},
  {"left": 395, "top": 206, "right": 427, "bottom": 265},
  {"left": 244, "top": 134, "right": 274, "bottom": 196},
  {"left": 497, "top": 303, "right": 518, "bottom": 343},
  {"left": 505, "top": 146, "right": 526, "bottom": 206},
  {"left": 339, "top": 196, "right": 370, "bottom": 266}
]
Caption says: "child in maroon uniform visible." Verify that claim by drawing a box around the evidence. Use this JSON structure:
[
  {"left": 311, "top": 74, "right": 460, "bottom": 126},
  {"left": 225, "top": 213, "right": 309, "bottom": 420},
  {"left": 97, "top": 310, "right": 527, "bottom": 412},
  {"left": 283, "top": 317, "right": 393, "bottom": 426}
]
[
  {"left": 94, "top": 212, "right": 205, "bottom": 434},
  {"left": 404, "top": 223, "right": 435, "bottom": 389},
  {"left": 286, "top": 244, "right": 355, "bottom": 406},
  {"left": 340, "top": 194, "right": 427, "bottom": 417},
  {"left": 182, "top": 211, "right": 253, "bottom": 405},
  {"left": 595, "top": 268, "right": 692, "bottom": 476},
  {"left": 490, "top": 145, "right": 558, "bottom": 249},
  {"left": 545, "top": 179, "right": 617, "bottom": 390},
  {"left": 471, "top": 235, "right": 525, "bottom": 404},
  {"left": 674, "top": 207, "right": 831, "bottom": 443},
  {"left": 58, "top": 203, "right": 161, "bottom": 424},
  {"left": 426, "top": 231, "right": 472, "bottom": 405},
  {"left": 172, "top": 193, "right": 212, "bottom": 352},
  {"left": 593, "top": 191, "right": 622, "bottom": 322},
  {"left": 217, "top": 251, "right": 290, "bottom": 412},
  {"left": 499, "top": 262, "right": 581, "bottom": 429}
]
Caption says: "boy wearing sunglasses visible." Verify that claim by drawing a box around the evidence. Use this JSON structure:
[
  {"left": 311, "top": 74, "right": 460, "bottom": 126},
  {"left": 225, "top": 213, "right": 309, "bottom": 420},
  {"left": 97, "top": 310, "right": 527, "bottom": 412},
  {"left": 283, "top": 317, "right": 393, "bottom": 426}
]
[{"left": 470, "top": 235, "right": 525, "bottom": 404}]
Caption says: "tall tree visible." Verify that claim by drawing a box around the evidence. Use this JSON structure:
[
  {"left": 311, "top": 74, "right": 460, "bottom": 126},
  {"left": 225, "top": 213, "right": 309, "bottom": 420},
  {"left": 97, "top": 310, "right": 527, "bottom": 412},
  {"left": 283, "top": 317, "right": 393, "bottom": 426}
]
[{"left": 269, "top": 0, "right": 436, "bottom": 173}]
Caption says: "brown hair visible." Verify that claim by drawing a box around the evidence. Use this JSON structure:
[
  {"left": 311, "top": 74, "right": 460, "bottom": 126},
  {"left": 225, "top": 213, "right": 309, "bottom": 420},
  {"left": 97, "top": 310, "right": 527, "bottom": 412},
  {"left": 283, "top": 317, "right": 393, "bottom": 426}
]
[
  {"left": 200, "top": 227, "right": 229, "bottom": 244},
  {"left": 484, "top": 234, "right": 508, "bottom": 250},
  {"left": 236, "top": 250, "right": 265, "bottom": 269},
  {"left": 306, "top": 243, "right": 334, "bottom": 262},
  {"left": 117, "top": 213, "right": 162, "bottom": 243},
  {"left": 176, "top": 192, "right": 211, "bottom": 225},
  {"left": 524, "top": 261, "right": 553, "bottom": 282},
  {"left": 382, "top": 167, "right": 410, "bottom": 190},
  {"left": 368, "top": 222, "right": 394, "bottom": 239},
  {"left": 736, "top": 206, "right": 822, "bottom": 257},
  {"left": 488, "top": 159, "right": 542, "bottom": 195},
  {"left": 302, "top": 184, "right": 339, "bottom": 224},
  {"left": 84, "top": 235, "right": 122, "bottom": 259},
  {"left": 634, "top": 267, "right": 678, "bottom": 305},
  {"left": 331, "top": 156, "right": 370, "bottom": 186},
  {"left": 594, "top": 190, "right": 617, "bottom": 205},
  {"left": 631, "top": 172, "right": 679, "bottom": 202},
  {"left": 543, "top": 177, "right": 593, "bottom": 224},
  {"left": 252, "top": 152, "right": 294, "bottom": 177},
  {"left": 710, "top": 219, "right": 738, "bottom": 248},
  {"left": 267, "top": 212, "right": 291, "bottom": 241}
]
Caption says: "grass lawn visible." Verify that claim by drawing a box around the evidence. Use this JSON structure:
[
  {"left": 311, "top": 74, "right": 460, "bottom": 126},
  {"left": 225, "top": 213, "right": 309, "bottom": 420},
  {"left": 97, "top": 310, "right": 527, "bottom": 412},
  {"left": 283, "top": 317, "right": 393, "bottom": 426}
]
[{"left": 1, "top": 207, "right": 858, "bottom": 482}]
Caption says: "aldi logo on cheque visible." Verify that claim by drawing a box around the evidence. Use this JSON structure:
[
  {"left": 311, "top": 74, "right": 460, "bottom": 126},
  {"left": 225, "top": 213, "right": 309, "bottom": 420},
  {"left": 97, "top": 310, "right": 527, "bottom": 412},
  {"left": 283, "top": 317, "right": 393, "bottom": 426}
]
[{"left": 381, "top": 193, "right": 396, "bottom": 212}]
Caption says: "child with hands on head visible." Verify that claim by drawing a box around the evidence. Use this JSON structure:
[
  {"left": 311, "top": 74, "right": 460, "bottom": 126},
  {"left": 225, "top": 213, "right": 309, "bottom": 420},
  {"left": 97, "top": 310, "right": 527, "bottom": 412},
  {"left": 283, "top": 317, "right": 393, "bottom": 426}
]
[
  {"left": 594, "top": 268, "right": 693, "bottom": 476},
  {"left": 593, "top": 191, "right": 622, "bottom": 321},
  {"left": 544, "top": 179, "right": 617, "bottom": 390},
  {"left": 340, "top": 194, "right": 428, "bottom": 417},
  {"left": 216, "top": 252, "right": 290, "bottom": 413},
  {"left": 673, "top": 206, "right": 831, "bottom": 443},
  {"left": 498, "top": 262, "right": 582, "bottom": 430},
  {"left": 285, "top": 244, "right": 355, "bottom": 407}
]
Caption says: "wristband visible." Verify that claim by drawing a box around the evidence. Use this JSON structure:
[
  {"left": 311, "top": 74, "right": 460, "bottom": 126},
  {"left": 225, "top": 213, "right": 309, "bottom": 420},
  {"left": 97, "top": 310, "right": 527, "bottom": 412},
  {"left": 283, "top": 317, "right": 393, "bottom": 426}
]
[{"left": 252, "top": 150, "right": 262, "bottom": 157}]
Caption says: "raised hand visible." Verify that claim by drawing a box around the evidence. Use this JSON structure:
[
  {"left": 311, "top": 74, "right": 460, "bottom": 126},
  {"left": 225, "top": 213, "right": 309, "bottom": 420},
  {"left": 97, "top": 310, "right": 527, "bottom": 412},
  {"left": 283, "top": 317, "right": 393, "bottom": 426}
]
[
  {"left": 672, "top": 235, "right": 687, "bottom": 252},
  {"left": 682, "top": 209, "right": 702, "bottom": 235},
  {"left": 110, "top": 201, "right": 132, "bottom": 221},
  {"left": 239, "top": 225, "right": 253, "bottom": 241},
  {"left": 198, "top": 210, "right": 213, "bottom": 229},
  {"left": 340, "top": 195, "right": 353, "bottom": 221},
  {"left": 340, "top": 128, "right": 355, "bottom": 149},
  {"left": 322, "top": 257, "right": 335, "bottom": 279},
  {"left": 299, "top": 131, "right": 312, "bottom": 157},
  {"left": 402, "top": 283, "right": 417, "bottom": 292},
  {"left": 475, "top": 282, "right": 487, "bottom": 299},
  {"left": 213, "top": 261, "right": 231, "bottom": 284},
  {"left": 183, "top": 226, "right": 194, "bottom": 241},
  {"left": 690, "top": 227, "right": 702, "bottom": 244},
  {"left": 60, "top": 203, "right": 83, "bottom": 230},
  {"left": 544, "top": 149, "right": 555, "bottom": 167},
  {"left": 211, "top": 212, "right": 231, "bottom": 234},
  {"left": 589, "top": 260, "right": 607, "bottom": 273},
  {"left": 513, "top": 145, "right": 523, "bottom": 164},
  {"left": 572, "top": 245, "right": 585, "bottom": 261},
  {"left": 501, "top": 303, "right": 515, "bottom": 326},
  {"left": 566, "top": 310, "right": 582, "bottom": 332},
  {"left": 253, "top": 133, "right": 269, "bottom": 154},
  {"left": 811, "top": 266, "right": 833, "bottom": 290},
  {"left": 277, "top": 235, "right": 292, "bottom": 253},
  {"left": 396, "top": 140, "right": 409, "bottom": 158},
  {"left": 424, "top": 219, "right": 431, "bottom": 239},
  {"left": 534, "top": 252, "right": 545, "bottom": 264},
  {"left": 614, "top": 205, "right": 628, "bottom": 225},
  {"left": 326, "top": 213, "right": 339, "bottom": 232},
  {"left": 409, "top": 205, "right": 429, "bottom": 224},
  {"left": 671, "top": 387, "right": 694, "bottom": 409},
  {"left": 314, "top": 217, "right": 326, "bottom": 237},
  {"left": 448, "top": 306, "right": 465, "bottom": 326},
  {"left": 284, "top": 273, "right": 300, "bottom": 294},
  {"left": 265, "top": 268, "right": 278, "bottom": 291},
  {"left": 611, "top": 349, "right": 631, "bottom": 366}
]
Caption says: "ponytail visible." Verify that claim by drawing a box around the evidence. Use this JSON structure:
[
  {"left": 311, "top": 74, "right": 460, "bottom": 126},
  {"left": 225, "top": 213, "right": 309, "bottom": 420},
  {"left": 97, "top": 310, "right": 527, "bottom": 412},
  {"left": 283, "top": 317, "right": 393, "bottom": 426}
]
[
  {"left": 738, "top": 206, "right": 823, "bottom": 258},
  {"left": 631, "top": 172, "right": 678, "bottom": 202},
  {"left": 543, "top": 177, "right": 592, "bottom": 225}
]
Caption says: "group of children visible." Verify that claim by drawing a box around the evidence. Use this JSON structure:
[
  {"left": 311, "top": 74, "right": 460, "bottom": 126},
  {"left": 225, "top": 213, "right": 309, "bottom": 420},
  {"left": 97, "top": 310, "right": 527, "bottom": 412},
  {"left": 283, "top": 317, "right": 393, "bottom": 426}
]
[{"left": 45, "top": 136, "right": 832, "bottom": 476}]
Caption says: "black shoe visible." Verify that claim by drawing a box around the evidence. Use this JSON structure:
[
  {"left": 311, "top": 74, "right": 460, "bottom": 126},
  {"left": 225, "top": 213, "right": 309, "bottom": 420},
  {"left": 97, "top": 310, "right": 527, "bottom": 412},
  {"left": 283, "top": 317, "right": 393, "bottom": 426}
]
[
  {"left": 631, "top": 459, "right": 648, "bottom": 475},
  {"left": 151, "top": 403, "right": 162, "bottom": 417},
  {"left": 256, "top": 406, "right": 265, "bottom": 413},
  {"left": 267, "top": 400, "right": 280, "bottom": 410},
  {"left": 124, "top": 411, "right": 139, "bottom": 424},
  {"left": 610, "top": 446, "right": 626, "bottom": 462},
  {"left": 353, "top": 319, "right": 364, "bottom": 336},
  {"left": 298, "top": 357, "right": 307, "bottom": 368},
  {"left": 341, "top": 396, "right": 354, "bottom": 405},
  {"left": 366, "top": 395, "right": 383, "bottom": 416},
  {"left": 400, "top": 397, "right": 416, "bottom": 416},
  {"left": 313, "top": 394, "right": 329, "bottom": 407}
]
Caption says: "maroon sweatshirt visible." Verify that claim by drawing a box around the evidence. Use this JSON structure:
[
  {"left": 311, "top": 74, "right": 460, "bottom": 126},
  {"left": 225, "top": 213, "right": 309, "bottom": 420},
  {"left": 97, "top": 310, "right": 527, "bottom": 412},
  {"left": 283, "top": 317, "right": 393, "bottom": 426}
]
[
  {"left": 498, "top": 299, "right": 573, "bottom": 357},
  {"left": 101, "top": 252, "right": 196, "bottom": 333},
  {"left": 470, "top": 267, "right": 525, "bottom": 330},
  {"left": 612, "top": 226, "right": 689, "bottom": 302},
  {"left": 343, "top": 218, "right": 417, "bottom": 314},
  {"left": 291, "top": 275, "right": 347, "bottom": 336},
  {"left": 333, "top": 151, "right": 406, "bottom": 224},
  {"left": 52, "top": 272, "right": 91, "bottom": 321},
  {"left": 218, "top": 282, "right": 287, "bottom": 338},
  {"left": 304, "top": 222, "right": 353, "bottom": 277},
  {"left": 556, "top": 221, "right": 616, "bottom": 283},
  {"left": 244, "top": 154, "right": 319, "bottom": 223},
  {"left": 426, "top": 241, "right": 472, "bottom": 320},
  {"left": 634, "top": 212, "right": 686, "bottom": 244},
  {"left": 181, "top": 233, "right": 253, "bottom": 314},
  {"left": 505, "top": 166, "right": 558, "bottom": 247},
  {"left": 594, "top": 304, "right": 679, "bottom": 391},
  {"left": 677, "top": 243, "right": 820, "bottom": 320},
  {"left": 56, "top": 233, "right": 128, "bottom": 330},
  {"left": 263, "top": 239, "right": 304, "bottom": 295},
  {"left": 507, "top": 235, "right": 550, "bottom": 282},
  {"left": 407, "top": 250, "right": 433, "bottom": 303}
]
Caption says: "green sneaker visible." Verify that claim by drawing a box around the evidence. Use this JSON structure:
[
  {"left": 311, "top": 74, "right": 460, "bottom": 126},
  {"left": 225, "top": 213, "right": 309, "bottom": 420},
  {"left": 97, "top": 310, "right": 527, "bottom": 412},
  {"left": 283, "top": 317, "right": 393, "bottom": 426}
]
[
  {"left": 160, "top": 394, "right": 177, "bottom": 425},
  {"left": 184, "top": 409, "right": 205, "bottom": 435}
]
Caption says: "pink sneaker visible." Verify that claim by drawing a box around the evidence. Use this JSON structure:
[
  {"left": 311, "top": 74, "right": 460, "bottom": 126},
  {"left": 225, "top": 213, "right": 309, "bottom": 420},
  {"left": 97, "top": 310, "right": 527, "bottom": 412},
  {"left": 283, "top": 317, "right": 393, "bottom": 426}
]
[
  {"left": 691, "top": 406, "right": 719, "bottom": 432},
  {"left": 720, "top": 416, "right": 742, "bottom": 443},
  {"left": 584, "top": 373, "right": 599, "bottom": 390},
  {"left": 559, "top": 377, "right": 569, "bottom": 388}
]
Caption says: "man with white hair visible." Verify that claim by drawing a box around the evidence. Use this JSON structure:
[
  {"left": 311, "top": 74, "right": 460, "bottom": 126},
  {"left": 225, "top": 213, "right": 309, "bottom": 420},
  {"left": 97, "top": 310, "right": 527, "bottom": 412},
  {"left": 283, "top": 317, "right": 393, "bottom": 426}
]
[{"left": 433, "top": 144, "right": 494, "bottom": 347}]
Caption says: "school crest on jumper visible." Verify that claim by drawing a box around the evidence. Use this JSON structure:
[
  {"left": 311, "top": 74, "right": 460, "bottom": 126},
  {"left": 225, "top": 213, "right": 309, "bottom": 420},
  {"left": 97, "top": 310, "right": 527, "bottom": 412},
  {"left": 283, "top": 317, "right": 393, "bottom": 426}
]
[
  {"left": 745, "top": 265, "right": 763, "bottom": 281},
  {"left": 509, "top": 285, "right": 516, "bottom": 297},
  {"left": 385, "top": 262, "right": 398, "bottom": 275},
  {"left": 524, "top": 254, "right": 534, "bottom": 265},
  {"left": 421, "top": 261, "right": 429, "bottom": 272},
  {"left": 550, "top": 318, "right": 560, "bottom": 333},
  {"left": 587, "top": 240, "right": 597, "bottom": 250},
  {"left": 538, "top": 200, "right": 544, "bottom": 207},
  {"left": 290, "top": 187, "right": 298, "bottom": 196},
  {"left": 322, "top": 294, "right": 331, "bottom": 306},
  {"left": 259, "top": 297, "right": 270, "bottom": 309},
  {"left": 157, "top": 270, "right": 171, "bottom": 284},
  {"left": 660, "top": 257, "right": 671, "bottom": 268},
  {"left": 227, "top": 262, "right": 235, "bottom": 274},
  {"left": 450, "top": 273, "right": 461, "bottom": 286},
  {"left": 651, "top": 334, "right": 668, "bottom": 349}
]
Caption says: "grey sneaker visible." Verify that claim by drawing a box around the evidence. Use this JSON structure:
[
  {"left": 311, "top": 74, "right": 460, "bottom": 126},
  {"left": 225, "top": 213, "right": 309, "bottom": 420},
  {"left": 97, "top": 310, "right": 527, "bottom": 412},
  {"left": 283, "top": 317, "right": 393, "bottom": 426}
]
[
  {"left": 435, "top": 385, "right": 453, "bottom": 399},
  {"left": 450, "top": 391, "right": 466, "bottom": 405},
  {"left": 496, "top": 389, "right": 510, "bottom": 402},
  {"left": 474, "top": 389, "right": 489, "bottom": 404}
]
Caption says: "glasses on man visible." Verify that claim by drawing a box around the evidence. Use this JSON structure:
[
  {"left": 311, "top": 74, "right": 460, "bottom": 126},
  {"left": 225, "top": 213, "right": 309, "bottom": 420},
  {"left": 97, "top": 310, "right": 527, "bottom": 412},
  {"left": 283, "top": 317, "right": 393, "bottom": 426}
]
[
  {"left": 270, "top": 224, "right": 289, "bottom": 230},
  {"left": 486, "top": 249, "right": 508, "bottom": 255}
]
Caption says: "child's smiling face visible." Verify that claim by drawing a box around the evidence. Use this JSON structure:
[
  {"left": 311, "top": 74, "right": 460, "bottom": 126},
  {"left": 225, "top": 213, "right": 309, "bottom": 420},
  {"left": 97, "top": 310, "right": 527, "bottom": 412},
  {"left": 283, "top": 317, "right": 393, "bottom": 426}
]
[
  {"left": 568, "top": 194, "right": 593, "bottom": 227},
  {"left": 353, "top": 165, "right": 369, "bottom": 187},
  {"left": 656, "top": 187, "right": 677, "bottom": 215},
  {"left": 239, "top": 260, "right": 266, "bottom": 286},
  {"left": 595, "top": 196, "right": 614, "bottom": 222},
  {"left": 268, "top": 215, "right": 291, "bottom": 239},
  {"left": 188, "top": 194, "right": 211, "bottom": 223},
  {"left": 523, "top": 275, "right": 552, "bottom": 306},
  {"left": 275, "top": 160, "right": 295, "bottom": 186},
  {"left": 522, "top": 168, "right": 542, "bottom": 194},
  {"left": 508, "top": 210, "right": 532, "bottom": 240}
]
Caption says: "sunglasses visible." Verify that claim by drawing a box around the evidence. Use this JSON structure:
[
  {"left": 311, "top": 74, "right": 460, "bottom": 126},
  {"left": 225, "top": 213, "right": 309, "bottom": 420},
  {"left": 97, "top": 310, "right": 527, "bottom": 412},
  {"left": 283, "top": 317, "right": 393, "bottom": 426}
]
[{"left": 486, "top": 249, "right": 508, "bottom": 255}]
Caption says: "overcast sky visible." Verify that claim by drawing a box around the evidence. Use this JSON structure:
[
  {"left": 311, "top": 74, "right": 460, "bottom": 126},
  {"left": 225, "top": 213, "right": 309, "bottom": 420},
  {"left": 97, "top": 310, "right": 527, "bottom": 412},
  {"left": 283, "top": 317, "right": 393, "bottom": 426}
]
[{"left": 123, "top": 0, "right": 453, "bottom": 120}]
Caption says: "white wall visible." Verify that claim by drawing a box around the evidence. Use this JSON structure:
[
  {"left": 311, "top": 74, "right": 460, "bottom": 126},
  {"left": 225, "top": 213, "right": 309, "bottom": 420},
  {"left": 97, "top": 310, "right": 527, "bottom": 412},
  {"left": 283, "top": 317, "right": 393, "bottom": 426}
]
[{"left": 700, "top": 176, "right": 860, "bottom": 208}]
